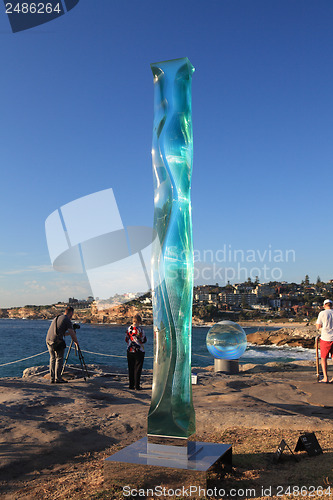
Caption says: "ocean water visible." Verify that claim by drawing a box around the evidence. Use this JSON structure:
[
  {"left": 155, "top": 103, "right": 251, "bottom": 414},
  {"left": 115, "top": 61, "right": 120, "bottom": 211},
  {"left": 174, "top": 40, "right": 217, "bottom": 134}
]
[{"left": 0, "top": 319, "right": 316, "bottom": 378}]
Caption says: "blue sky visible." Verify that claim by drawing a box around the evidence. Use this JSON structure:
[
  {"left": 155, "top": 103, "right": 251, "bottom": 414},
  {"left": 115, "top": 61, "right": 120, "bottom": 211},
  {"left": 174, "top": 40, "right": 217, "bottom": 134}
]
[{"left": 0, "top": 0, "right": 332, "bottom": 307}]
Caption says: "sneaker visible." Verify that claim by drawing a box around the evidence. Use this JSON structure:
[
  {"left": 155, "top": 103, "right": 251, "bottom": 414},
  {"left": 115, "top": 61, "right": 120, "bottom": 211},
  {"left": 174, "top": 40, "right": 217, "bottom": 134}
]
[
  {"left": 50, "top": 380, "right": 55, "bottom": 384},
  {"left": 55, "top": 379, "right": 68, "bottom": 384}
]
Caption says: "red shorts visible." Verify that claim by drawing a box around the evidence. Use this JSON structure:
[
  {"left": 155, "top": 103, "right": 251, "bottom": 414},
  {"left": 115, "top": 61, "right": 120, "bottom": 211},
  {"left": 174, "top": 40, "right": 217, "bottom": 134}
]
[{"left": 320, "top": 339, "right": 333, "bottom": 359}]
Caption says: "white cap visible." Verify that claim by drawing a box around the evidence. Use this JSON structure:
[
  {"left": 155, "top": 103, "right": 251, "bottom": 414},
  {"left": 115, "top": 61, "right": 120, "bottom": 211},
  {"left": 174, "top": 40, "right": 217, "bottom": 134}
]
[{"left": 324, "top": 299, "right": 332, "bottom": 305}]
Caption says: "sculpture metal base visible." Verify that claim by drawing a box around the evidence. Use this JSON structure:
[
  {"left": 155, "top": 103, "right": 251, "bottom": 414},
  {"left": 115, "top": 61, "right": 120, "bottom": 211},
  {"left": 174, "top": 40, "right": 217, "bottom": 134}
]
[
  {"left": 215, "top": 359, "right": 239, "bottom": 374},
  {"left": 104, "top": 437, "right": 232, "bottom": 493}
]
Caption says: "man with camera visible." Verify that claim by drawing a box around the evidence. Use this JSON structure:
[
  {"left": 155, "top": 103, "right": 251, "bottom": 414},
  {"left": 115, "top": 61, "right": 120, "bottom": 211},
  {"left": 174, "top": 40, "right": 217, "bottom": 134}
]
[{"left": 46, "top": 306, "right": 79, "bottom": 384}]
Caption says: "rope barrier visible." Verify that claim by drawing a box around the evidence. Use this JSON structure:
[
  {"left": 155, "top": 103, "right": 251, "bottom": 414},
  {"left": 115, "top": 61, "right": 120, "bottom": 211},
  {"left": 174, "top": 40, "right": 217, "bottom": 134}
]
[
  {"left": 78, "top": 349, "right": 127, "bottom": 358},
  {"left": 80, "top": 348, "right": 208, "bottom": 359},
  {"left": 0, "top": 348, "right": 209, "bottom": 369},
  {"left": 63, "top": 366, "right": 152, "bottom": 378},
  {"left": 80, "top": 349, "right": 154, "bottom": 359},
  {"left": 0, "top": 350, "right": 48, "bottom": 367}
]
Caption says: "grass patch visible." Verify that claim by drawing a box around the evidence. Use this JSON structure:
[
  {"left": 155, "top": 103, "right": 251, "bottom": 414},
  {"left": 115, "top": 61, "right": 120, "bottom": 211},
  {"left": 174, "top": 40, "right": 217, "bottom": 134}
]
[{"left": 204, "top": 428, "right": 332, "bottom": 499}]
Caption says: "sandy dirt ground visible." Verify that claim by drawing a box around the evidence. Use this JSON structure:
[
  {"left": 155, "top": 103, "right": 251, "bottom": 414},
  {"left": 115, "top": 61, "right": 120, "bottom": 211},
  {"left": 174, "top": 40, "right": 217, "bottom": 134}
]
[{"left": 0, "top": 361, "right": 332, "bottom": 499}]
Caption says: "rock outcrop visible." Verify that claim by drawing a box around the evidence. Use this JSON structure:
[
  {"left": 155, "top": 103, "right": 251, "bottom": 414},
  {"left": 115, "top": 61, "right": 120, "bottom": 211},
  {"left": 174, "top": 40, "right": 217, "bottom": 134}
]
[
  {"left": 90, "top": 303, "right": 153, "bottom": 325},
  {"left": 247, "top": 325, "right": 318, "bottom": 349}
]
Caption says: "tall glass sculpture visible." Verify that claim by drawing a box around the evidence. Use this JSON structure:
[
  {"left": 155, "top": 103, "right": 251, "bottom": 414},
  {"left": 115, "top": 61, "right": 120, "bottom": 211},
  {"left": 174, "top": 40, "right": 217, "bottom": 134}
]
[{"left": 148, "top": 57, "right": 195, "bottom": 439}]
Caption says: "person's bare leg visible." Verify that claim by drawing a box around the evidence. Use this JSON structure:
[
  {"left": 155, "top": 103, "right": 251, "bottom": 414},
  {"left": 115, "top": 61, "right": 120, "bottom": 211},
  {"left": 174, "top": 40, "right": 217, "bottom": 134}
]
[
  {"left": 320, "top": 357, "right": 328, "bottom": 382},
  {"left": 329, "top": 356, "right": 333, "bottom": 383}
]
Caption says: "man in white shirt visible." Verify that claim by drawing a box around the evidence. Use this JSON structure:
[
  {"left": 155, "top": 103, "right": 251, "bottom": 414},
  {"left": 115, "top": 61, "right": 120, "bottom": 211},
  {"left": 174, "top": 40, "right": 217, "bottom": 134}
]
[{"left": 316, "top": 299, "right": 333, "bottom": 383}]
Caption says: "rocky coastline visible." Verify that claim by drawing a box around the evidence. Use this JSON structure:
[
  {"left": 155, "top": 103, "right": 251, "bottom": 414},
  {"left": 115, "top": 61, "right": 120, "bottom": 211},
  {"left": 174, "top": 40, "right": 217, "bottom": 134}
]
[
  {"left": 0, "top": 303, "right": 237, "bottom": 327},
  {"left": 247, "top": 324, "right": 318, "bottom": 349},
  {"left": 0, "top": 303, "right": 152, "bottom": 325},
  {"left": 0, "top": 303, "right": 319, "bottom": 350}
]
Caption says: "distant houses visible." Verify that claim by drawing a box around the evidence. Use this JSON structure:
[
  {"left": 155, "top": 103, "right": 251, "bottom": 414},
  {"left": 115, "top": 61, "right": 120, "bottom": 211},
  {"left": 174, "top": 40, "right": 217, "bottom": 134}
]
[
  {"left": 192, "top": 279, "right": 332, "bottom": 319},
  {"left": 4, "top": 278, "right": 331, "bottom": 323}
]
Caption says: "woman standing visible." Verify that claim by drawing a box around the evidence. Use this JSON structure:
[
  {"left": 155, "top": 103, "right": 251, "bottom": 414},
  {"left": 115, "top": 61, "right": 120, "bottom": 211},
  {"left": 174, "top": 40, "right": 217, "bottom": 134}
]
[{"left": 125, "top": 314, "right": 147, "bottom": 390}]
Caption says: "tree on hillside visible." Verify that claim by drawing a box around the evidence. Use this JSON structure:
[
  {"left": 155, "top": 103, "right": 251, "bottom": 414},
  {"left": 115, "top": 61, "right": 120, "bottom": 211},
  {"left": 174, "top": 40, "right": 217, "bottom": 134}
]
[{"left": 241, "top": 296, "right": 248, "bottom": 308}]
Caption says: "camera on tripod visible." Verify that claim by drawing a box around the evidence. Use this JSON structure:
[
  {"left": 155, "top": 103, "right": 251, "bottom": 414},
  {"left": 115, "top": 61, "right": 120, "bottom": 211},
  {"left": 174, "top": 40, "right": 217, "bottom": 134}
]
[{"left": 62, "top": 323, "right": 90, "bottom": 381}]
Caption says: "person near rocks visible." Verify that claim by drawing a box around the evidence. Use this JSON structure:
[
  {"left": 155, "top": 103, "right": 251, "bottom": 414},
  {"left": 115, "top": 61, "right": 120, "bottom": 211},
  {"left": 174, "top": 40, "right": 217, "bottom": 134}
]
[
  {"left": 125, "top": 314, "right": 146, "bottom": 390},
  {"left": 316, "top": 299, "right": 333, "bottom": 383},
  {"left": 46, "top": 306, "right": 79, "bottom": 384}
]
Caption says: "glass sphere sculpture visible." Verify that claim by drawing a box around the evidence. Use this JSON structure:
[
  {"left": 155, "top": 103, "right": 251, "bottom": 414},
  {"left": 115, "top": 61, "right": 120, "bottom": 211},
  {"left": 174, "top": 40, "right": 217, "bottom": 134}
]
[{"left": 206, "top": 320, "right": 247, "bottom": 360}]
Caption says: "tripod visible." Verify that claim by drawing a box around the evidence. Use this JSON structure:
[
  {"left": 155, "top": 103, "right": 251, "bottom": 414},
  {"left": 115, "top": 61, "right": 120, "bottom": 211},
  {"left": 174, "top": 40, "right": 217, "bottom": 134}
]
[{"left": 61, "top": 340, "right": 90, "bottom": 381}]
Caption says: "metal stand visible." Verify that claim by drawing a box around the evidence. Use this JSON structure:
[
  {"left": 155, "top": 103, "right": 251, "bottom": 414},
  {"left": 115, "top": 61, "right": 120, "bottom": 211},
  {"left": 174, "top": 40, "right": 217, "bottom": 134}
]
[
  {"left": 214, "top": 358, "right": 239, "bottom": 374},
  {"left": 61, "top": 340, "right": 90, "bottom": 380},
  {"left": 104, "top": 437, "right": 232, "bottom": 491}
]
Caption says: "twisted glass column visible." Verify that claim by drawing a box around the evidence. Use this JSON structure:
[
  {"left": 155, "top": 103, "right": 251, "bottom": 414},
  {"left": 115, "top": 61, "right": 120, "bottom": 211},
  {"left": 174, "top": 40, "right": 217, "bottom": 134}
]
[{"left": 148, "top": 57, "right": 195, "bottom": 439}]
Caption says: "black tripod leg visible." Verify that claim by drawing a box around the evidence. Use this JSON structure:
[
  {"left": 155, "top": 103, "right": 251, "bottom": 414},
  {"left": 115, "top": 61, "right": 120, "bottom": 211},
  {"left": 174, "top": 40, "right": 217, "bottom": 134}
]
[
  {"left": 77, "top": 346, "right": 90, "bottom": 380},
  {"left": 61, "top": 339, "right": 73, "bottom": 376},
  {"left": 81, "top": 350, "right": 90, "bottom": 378},
  {"left": 78, "top": 351, "right": 86, "bottom": 381}
]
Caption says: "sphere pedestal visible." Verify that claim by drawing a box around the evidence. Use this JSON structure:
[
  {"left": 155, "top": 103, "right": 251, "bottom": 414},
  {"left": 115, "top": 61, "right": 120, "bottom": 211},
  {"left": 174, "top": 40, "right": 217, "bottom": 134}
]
[{"left": 214, "top": 359, "right": 239, "bottom": 374}]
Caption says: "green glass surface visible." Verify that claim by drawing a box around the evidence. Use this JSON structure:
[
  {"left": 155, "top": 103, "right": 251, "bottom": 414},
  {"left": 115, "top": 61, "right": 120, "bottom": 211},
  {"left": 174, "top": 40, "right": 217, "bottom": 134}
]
[{"left": 148, "top": 58, "right": 195, "bottom": 438}]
